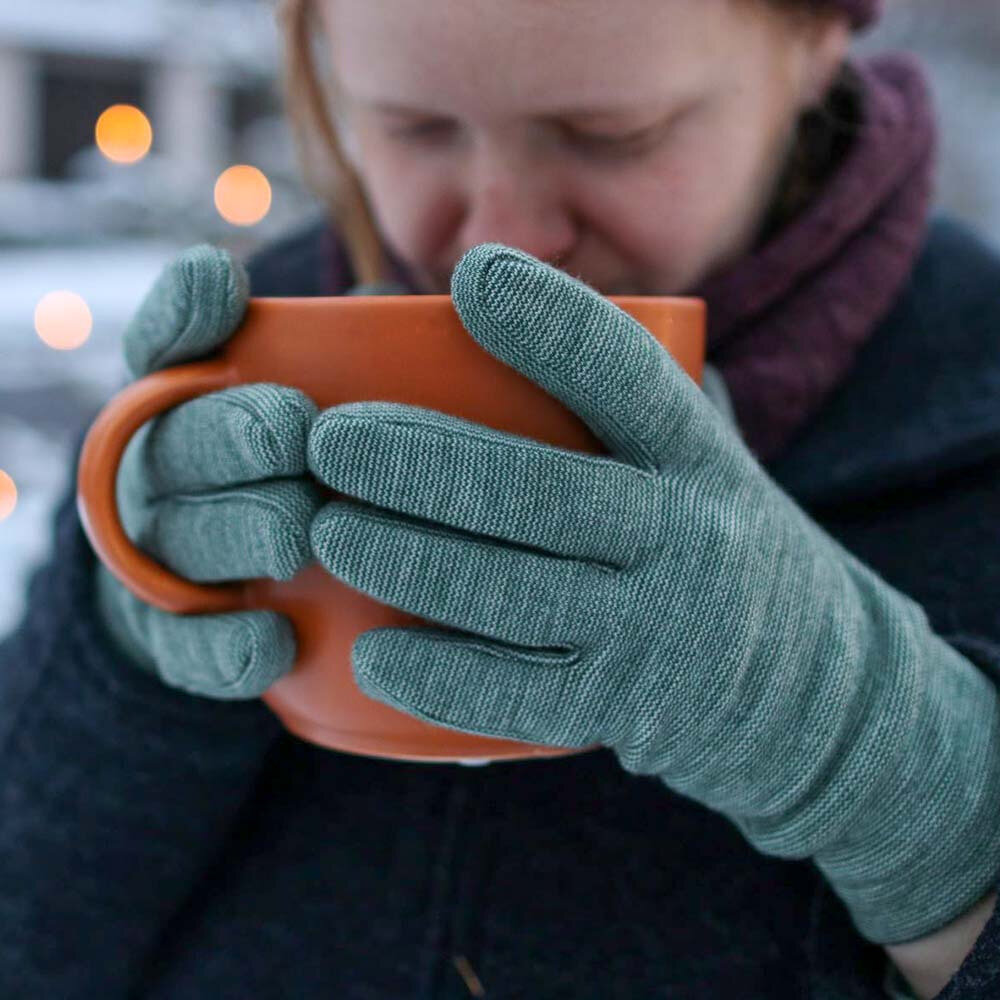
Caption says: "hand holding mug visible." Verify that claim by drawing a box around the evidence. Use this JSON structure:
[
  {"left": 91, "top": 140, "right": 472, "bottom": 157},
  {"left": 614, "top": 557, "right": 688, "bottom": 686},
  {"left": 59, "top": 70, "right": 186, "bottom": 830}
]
[
  {"left": 93, "top": 246, "right": 325, "bottom": 699},
  {"left": 78, "top": 245, "right": 705, "bottom": 761}
]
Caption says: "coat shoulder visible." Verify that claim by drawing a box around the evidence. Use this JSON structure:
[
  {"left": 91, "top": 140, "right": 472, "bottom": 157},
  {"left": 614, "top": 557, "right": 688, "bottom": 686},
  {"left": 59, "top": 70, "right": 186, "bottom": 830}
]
[
  {"left": 768, "top": 215, "right": 1000, "bottom": 505},
  {"left": 242, "top": 215, "right": 350, "bottom": 297}
]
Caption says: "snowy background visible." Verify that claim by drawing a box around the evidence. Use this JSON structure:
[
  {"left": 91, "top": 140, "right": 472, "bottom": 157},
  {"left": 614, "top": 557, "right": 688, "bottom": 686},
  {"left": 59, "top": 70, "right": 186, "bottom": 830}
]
[{"left": 2, "top": 0, "right": 1000, "bottom": 640}]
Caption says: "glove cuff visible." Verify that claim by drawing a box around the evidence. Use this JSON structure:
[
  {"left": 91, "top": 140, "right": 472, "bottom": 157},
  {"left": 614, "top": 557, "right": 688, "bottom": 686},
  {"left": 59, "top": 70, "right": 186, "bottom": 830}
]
[
  {"left": 815, "top": 629, "right": 1000, "bottom": 943},
  {"left": 726, "top": 550, "right": 1000, "bottom": 944}
]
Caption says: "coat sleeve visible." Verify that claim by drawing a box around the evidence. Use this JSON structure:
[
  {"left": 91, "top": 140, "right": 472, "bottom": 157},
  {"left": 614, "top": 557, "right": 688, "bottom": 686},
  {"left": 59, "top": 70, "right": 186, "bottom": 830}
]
[
  {"left": 811, "top": 457, "right": 1000, "bottom": 999},
  {"left": 0, "top": 416, "right": 284, "bottom": 997}
]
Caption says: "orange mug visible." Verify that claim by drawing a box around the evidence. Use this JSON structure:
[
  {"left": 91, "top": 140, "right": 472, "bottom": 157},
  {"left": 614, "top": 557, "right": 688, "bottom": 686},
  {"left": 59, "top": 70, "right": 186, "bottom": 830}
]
[{"left": 77, "top": 294, "right": 705, "bottom": 763}]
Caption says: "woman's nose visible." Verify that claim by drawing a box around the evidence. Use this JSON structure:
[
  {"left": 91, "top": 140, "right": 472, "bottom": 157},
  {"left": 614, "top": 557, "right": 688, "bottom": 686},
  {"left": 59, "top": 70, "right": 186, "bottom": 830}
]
[{"left": 457, "top": 157, "right": 577, "bottom": 267}]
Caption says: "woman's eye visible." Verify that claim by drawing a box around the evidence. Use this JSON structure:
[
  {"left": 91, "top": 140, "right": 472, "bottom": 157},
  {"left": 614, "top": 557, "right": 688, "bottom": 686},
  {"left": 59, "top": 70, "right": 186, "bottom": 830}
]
[
  {"left": 570, "top": 103, "right": 700, "bottom": 160},
  {"left": 386, "top": 120, "right": 457, "bottom": 143},
  {"left": 569, "top": 126, "right": 661, "bottom": 159},
  {"left": 381, "top": 116, "right": 678, "bottom": 159}
]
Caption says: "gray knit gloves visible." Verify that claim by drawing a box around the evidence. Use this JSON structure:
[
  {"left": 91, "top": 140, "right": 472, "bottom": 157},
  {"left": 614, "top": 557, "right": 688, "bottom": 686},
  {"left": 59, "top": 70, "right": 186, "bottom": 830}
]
[{"left": 94, "top": 246, "right": 326, "bottom": 698}]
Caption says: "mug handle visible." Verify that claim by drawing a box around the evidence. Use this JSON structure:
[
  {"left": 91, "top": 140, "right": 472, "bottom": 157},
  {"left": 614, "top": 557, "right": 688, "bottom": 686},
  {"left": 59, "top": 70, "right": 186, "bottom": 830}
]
[{"left": 76, "top": 358, "right": 250, "bottom": 616}]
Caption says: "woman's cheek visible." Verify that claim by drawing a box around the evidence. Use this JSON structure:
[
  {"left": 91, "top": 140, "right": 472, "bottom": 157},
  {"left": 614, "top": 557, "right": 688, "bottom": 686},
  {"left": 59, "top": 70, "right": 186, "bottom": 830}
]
[
  {"left": 570, "top": 160, "right": 707, "bottom": 290},
  {"left": 356, "top": 144, "right": 457, "bottom": 256},
  {"left": 386, "top": 184, "right": 462, "bottom": 269}
]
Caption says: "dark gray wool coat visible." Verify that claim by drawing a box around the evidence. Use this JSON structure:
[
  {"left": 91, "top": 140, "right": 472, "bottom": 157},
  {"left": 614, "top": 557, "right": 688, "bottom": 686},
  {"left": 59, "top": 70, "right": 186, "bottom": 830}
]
[{"left": 1, "top": 213, "right": 999, "bottom": 999}]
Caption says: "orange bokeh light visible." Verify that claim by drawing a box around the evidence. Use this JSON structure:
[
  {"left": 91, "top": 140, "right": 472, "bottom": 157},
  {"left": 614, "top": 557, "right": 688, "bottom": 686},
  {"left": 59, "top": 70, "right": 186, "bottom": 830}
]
[
  {"left": 0, "top": 470, "right": 16, "bottom": 523},
  {"left": 34, "top": 291, "right": 93, "bottom": 350},
  {"left": 214, "top": 165, "right": 272, "bottom": 227},
  {"left": 95, "top": 104, "right": 153, "bottom": 164}
]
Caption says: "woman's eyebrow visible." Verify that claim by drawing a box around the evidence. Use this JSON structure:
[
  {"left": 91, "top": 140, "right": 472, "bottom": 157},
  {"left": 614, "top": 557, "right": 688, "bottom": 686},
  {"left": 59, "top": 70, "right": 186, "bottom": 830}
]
[{"left": 363, "top": 99, "right": 667, "bottom": 124}]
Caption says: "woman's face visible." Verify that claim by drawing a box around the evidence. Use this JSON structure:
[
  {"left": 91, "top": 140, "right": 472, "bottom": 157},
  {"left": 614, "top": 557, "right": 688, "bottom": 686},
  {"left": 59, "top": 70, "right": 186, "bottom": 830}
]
[{"left": 318, "top": 0, "right": 849, "bottom": 295}]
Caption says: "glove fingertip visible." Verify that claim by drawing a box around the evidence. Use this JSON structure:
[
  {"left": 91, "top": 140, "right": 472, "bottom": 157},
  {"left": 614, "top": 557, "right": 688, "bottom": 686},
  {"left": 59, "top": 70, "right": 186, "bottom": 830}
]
[
  {"left": 150, "top": 609, "right": 297, "bottom": 701},
  {"left": 219, "top": 610, "right": 297, "bottom": 699},
  {"left": 123, "top": 244, "right": 249, "bottom": 378}
]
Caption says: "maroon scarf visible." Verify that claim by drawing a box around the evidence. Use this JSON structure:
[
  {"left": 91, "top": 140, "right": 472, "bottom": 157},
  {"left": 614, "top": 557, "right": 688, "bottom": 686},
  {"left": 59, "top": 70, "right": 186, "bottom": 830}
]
[
  {"left": 689, "top": 52, "right": 937, "bottom": 461},
  {"left": 326, "top": 52, "right": 937, "bottom": 464}
]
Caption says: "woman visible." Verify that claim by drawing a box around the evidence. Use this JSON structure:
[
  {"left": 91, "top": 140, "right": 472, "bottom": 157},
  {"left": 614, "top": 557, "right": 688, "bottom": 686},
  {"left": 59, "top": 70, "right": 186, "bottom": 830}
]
[{"left": 3, "top": 1, "right": 1000, "bottom": 996}]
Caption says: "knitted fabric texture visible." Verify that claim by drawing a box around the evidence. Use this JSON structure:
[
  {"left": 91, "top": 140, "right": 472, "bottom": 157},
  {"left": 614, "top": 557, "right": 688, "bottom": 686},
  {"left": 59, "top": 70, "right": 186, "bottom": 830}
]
[
  {"left": 689, "top": 53, "right": 937, "bottom": 461},
  {"left": 305, "top": 242, "right": 1000, "bottom": 945},
  {"left": 96, "top": 245, "right": 325, "bottom": 698}
]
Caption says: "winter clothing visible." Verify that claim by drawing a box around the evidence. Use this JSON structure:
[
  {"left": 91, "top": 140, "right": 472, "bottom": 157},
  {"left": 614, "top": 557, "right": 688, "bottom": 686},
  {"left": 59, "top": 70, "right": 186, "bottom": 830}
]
[
  {"left": 690, "top": 52, "right": 936, "bottom": 461},
  {"left": 95, "top": 246, "right": 323, "bottom": 697},
  {"left": 2, "top": 38, "right": 999, "bottom": 998},
  {"left": 2, "top": 211, "right": 1000, "bottom": 998},
  {"left": 306, "top": 242, "right": 1000, "bottom": 945}
]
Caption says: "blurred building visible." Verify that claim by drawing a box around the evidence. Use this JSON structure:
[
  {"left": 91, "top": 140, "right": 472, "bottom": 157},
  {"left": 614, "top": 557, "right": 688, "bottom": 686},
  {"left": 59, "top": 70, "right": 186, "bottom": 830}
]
[
  {"left": 856, "top": 0, "right": 1000, "bottom": 247},
  {"left": 0, "top": 1, "right": 318, "bottom": 640},
  {"left": 0, "top": 0, "right": 313, "bottom": 245},
  {"left": 0, "top": 0, "right": 281, "bottom": 182}
]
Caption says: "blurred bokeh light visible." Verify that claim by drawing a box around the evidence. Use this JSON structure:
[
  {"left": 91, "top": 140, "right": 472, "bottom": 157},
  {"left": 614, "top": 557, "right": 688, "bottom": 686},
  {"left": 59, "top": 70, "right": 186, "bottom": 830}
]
[
  {"left": 95, "top": 104, "right": 153, "bottom": 165},
  {"left": 0, "top": 471, "right": 17, "bottom": 523},
  {"left": 214, "top": 165, "right": 272, "bottom": 226},
  {"left": 34, "top": 290, "right": 93, "bottom": 350}
]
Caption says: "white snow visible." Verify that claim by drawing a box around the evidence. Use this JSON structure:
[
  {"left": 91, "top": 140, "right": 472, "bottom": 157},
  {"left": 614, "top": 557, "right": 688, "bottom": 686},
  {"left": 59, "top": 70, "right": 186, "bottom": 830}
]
[
  {"left": 0, "top": 417, "right": 71, "bottom": 640},
  {"left": 0, "top": 1, "right": 280, "bottom": 67},
  {"left": 0, "top": 240, "right": 181, "bottom": 640}
]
